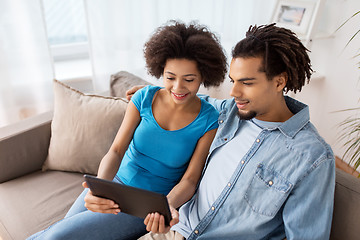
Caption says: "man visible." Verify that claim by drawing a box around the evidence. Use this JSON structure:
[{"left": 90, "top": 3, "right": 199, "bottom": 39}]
[{"left": 132, "top": 23, "right": 335, "bottom": 240}]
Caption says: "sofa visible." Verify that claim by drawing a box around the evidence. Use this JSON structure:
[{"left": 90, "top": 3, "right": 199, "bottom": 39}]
[
  {"left": 0, "top": 71, "right": 147, "bottom": 240},
  {"left": 0, "top": 71, "right": 359, "bottom": 240}
]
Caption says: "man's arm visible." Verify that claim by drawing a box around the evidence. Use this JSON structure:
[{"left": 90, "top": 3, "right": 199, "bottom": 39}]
[
  {"left": 282, "top": 158, "right": 335, "bottom": 240},
  {"left": 197, "top": 94, "right": 228, "bottom": 112},
  {"left": 125, "top": 85, "right": 146, "bottom": 101}
]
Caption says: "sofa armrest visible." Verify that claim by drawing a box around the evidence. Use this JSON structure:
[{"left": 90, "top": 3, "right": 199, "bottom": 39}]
[
  {"left": 0, "top": 111, "right": 52, "bottom": 183},
  {"left": 330, "top": 168, "right": 360, "bottom": 239}
]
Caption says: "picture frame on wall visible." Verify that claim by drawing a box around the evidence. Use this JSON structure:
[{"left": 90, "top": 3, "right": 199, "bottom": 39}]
[{"left": 271, "top": 0, "right": 317, "bottom": 38}]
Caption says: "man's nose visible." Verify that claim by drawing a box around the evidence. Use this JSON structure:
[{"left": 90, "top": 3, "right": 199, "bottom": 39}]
[{"left": 230, "top": 82, "right": 242, "bottom": 98}]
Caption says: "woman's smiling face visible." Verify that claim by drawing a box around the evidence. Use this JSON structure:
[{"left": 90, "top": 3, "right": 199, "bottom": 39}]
[{"left": 163, "top": 58, "right": 202, "bottom": 105}]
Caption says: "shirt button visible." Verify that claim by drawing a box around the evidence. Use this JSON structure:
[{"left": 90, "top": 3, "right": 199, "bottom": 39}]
[
  {"left": 256, "top": 139, "right": 260, "bottom": 143},
  {"left": 194, "top": 230, "right": 199, "bottom": 234},
  {"left": 269, "top": 180, "right": 273, "bottom": 186},
  {"left": 228, "top": 182, "right": 231, "bottom": 187},
  {"left": 224, "top": 138, "right": 228, "bottom": 141},
  {"left": 219, "top": 120, "right": 224, "bottom": 123},
  {"left": 211, "top": 206, "right": 215, "bottom": 211},
  {"left": 241, "top": 160, "right": 245, "bottom": 164}
]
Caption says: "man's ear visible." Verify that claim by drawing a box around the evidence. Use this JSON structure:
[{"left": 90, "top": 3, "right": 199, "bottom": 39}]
[{"left": 275, "top": 72, "right": 288, "bottom": 92}]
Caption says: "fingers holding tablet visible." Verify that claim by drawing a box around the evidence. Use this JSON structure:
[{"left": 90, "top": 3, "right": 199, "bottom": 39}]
[
  {"left": 82, "top": 181, "right": 121, "bottom": 214},
  {"left": 144, "top": 212, "right": 167, "bottom": 233},
  {"left": 144, "top": 206, "right": 179, "bottom": 234},
  {"left": 83, "top": 175, "right": 172, "bottom": 224}
]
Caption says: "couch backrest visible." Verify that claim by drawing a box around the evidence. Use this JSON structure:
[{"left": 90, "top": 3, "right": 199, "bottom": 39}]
[{"left": 110, "top": 71, "right": 152, "bottom": 98}]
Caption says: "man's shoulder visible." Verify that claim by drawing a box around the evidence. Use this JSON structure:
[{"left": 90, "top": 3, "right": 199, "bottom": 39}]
[
  {"left": 217, "top": 98, "right": 235, "bottom": 110},
  {"left": 289, "top": 121, "right": 334, "bottom": 166},
  {"left": 257, "top": 123, "right": 334, "bottom": 189}
]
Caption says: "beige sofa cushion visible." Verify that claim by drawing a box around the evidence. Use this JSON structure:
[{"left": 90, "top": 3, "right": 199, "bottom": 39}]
[
  {"left": 0, "top": 171, "right": 83, "bottom": 240},
  {"left": 42, "top": 79, "right": 128, "bottom": 175}
]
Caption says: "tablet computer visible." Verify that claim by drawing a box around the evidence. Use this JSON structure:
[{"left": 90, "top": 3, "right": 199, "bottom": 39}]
[{"left": 84, "top": 175, "right": 172, "bottom": 225}]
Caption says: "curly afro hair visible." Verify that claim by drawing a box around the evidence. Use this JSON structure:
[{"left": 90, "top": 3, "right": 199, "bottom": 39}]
[
  {"left": 144, "top": 20, "right": 227, "bottom": 88},
  {"left": 232, "top": 23, "right": 313, "bottom": 93}
]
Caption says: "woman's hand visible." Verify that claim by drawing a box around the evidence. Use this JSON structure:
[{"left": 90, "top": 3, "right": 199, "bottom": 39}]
[
  {"left": 82, "top": 181, "right": 120, "bottom": 214},
  {"left": 144, "top": 206, "right": 179, "bottom": 233}
]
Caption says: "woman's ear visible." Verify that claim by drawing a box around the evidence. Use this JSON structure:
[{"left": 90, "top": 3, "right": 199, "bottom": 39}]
[{"left": 275, "top": 72, "right": 288, "bottom": 92}]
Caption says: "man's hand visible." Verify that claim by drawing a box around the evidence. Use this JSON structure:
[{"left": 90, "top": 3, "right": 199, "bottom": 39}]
[
  {"left": 82, "top": 181, "right": 120, "bottom": 214},
  {"left": 144, "top": 206, "right": 179, "bottom": 233},
  {"left": 125, "top": 85, "right": 146, "bottom": 101}
]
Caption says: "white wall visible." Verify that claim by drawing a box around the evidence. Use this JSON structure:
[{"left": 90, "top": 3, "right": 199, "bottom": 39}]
[
  {"left": 293, "top": 0, "right": 360, "bottom": 162},
  {"left": 207, "top": 0, "right": 359, "bottom": 163},
  {"left": 2, "top": 0, "right": 357, "bottom": 162}
]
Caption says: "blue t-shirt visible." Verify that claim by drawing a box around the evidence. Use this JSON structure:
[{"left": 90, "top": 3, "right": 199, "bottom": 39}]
[{"left": 116, "top": 85, "right": 219, "bottom": 195}]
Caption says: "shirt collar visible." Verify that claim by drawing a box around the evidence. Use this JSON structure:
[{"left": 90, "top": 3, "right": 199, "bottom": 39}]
[{"left": 277, "top": 96, "right": 310, "bottom": 138}]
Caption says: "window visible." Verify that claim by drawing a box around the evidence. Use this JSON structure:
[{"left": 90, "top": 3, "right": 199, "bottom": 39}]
[{"left": 42, "top": 0, "right": 91, "bottom": 79}]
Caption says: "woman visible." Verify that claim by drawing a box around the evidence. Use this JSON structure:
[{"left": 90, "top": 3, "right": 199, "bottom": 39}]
[{"left": 28, "top": 20, "right": 227, "bottom": 240}]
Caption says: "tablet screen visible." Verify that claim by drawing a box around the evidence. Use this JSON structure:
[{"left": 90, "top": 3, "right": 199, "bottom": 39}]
[{"left": 84, "top": 175, "right": 172, "bottom": 225}]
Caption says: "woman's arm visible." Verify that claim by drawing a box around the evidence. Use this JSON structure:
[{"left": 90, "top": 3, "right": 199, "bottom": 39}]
[
  {"left": 144, "top": 128, "right": 217, "bottom": 233},
  {"left": 84, "top": 101, "right": 141, "bottom": 213},
  {"left": 97, "top": 101, "right": 141, "bottom": 180},
  {"left": 167, "top": 128, "right": 217, "bottom": 209}
]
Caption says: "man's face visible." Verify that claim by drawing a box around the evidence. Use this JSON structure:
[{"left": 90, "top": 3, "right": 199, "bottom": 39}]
[{"left": 229, "top": 57, "right": 285, "bottom": 122}]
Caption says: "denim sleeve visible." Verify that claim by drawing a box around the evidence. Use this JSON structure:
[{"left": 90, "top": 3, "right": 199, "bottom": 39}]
[
  {"left": 198, "top": 94, "right": 228, "bottom": 112},
  {"left": 282, "top": 158, "right": 335, "bottom": 240}
]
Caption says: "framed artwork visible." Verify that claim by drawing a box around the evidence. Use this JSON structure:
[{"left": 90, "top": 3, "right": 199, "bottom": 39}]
[{"left": 272, "top": 0, "right": 317, "bottom": 37}]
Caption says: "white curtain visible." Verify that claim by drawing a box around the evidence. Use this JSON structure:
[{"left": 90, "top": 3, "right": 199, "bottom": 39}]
[
  {"left": 0, "top": 0, "right": 277, "bottom": 128},
  {"left": 0, "top": 0, "right": 54, "bottom": 128},
  {"left": 84, "top": 0, "right": 276, "bottom": 95}
]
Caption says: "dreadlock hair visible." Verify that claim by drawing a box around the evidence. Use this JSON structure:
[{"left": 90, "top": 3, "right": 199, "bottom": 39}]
[
  {"left": 231, "top": 23, "right": 312, "bottom": 93},
  {"left": 144, "top": 20, "right": 227, "bottom": 88}
]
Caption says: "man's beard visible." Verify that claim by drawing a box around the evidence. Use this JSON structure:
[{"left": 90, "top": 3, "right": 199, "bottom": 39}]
[{"left": 237, "top": 110, "right": 257, "bottom": 120}]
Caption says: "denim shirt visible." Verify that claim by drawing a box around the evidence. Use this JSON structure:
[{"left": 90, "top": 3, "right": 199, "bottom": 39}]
[{"left": 173, "top": 96, "right": 335, "bottom": 240}]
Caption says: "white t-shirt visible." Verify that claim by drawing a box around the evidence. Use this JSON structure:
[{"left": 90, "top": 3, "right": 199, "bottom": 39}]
[{"left": 178, "top": 118, "right": 282, "bottom": 237}]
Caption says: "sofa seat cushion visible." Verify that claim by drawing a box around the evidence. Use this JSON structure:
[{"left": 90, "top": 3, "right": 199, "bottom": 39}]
[{"left": 0, "top": 170, "right": 84, "bottom": 240}]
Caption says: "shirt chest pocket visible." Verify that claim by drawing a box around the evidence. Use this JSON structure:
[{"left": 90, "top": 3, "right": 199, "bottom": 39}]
[{"left": 244, "top": 164, "right": 293, "bottom": 217}]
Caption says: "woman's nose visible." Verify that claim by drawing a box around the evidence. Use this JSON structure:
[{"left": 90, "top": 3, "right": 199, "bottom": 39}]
[{"left": 173, "top": 79, "right": 183, "bottom": 90}]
